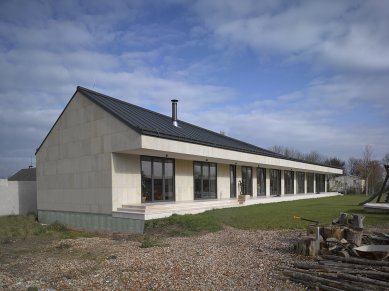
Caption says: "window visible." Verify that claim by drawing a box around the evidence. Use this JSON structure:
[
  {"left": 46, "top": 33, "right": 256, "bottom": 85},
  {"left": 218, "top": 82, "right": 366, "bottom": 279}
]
[
  {"left": 270, "top": 169, "right": 281, "bottom": 196},
  {"left": 296, "top": 172, "right": 305, "bottom": 193},
  {"left": 307, "top": 173, "right": 314, "bottom": 193},
  {"left": 316, "top": 174, "right": 325, "bottom": 192},
  {"left": 241, "top": 166, "right": 252, "bottom": 195},
  {"left": 141, "top": 156, "right": 175, "bottom": 202},
  {"left": 257, "top": 167, "right": 266, "bottom": 196},
  {"left": 230, "top": 165, "right": 236, "bottom": 198},
  {"left": 194, "top": 162, "right": 217, "bottom": 199},
  {"left": 284, "top": 170, "right": 294, "bottom": 195}
]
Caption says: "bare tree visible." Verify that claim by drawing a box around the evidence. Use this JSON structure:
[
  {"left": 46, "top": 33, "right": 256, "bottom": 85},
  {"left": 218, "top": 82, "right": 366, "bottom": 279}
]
[
  {"left": 383, "top": 153, "right": 389, "bottom": 165},
  {"left": 360, "top": 145, "right": 373, "bottom": 195},
  {"left": 347, "top": 157, "right": 360, "bottom": 176},
  {"left": 305, "top": 151, "right": 323, "bottom": 163}
]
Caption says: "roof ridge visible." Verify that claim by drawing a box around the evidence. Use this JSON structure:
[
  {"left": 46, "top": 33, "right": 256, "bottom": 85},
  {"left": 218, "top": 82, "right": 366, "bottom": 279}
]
[{"left": 77, "top": 86, "right": 176, "bottom": 122}]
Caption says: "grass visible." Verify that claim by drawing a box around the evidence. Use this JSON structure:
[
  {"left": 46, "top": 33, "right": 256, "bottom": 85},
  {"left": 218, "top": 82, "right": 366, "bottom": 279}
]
[
  {"left": 145, "top": 195, "right": 389, "bottom": 235},
  {"left": 0, "top": 215, "right": 94, "bottom": 243},
  {"left": 1, "top": 195, "right": 387, "bottom": 241}
]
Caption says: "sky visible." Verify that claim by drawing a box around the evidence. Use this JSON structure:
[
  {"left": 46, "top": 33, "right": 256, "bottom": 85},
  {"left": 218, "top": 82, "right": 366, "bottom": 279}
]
[{"left": 0, "top": 0, "right": 388, "bottom": 177}]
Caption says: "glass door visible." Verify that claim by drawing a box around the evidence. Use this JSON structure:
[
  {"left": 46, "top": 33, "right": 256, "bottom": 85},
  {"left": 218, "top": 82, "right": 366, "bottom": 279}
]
[{"left": 241, "top": 166, "right": 252, "bottom": 196}]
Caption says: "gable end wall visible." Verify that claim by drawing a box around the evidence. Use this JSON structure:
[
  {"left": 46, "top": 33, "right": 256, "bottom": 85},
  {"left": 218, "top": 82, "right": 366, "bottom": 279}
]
[{"left": 37, "top": 92, "right": 141, "bottom": 214}]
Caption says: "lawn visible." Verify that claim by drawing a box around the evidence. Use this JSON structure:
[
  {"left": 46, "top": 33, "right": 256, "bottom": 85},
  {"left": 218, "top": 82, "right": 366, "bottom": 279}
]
[
  {"left": 145, "top": 195, "right": 389, "bottom": 235},
  {"left": 1, "top": 195, "right": 387, "bottom": 240}
]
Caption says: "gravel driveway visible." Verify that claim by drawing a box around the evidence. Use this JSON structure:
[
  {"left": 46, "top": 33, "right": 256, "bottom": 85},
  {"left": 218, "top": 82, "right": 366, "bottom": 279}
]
[{"left": 1, "top": 228, "right": 307, "bottom": 290}]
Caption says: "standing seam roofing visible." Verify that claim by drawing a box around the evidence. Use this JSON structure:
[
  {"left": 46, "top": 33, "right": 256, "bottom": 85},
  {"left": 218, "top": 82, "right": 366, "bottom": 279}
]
[{"left": 72, "top": 86, "right": 339, "bottom": 169}]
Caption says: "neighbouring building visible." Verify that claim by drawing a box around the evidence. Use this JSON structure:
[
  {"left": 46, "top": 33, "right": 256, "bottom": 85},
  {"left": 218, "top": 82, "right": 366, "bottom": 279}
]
[
  {"left": 36, "top": 87, "right": 342, "bottom": 233},
  {"left": 0, "top": 167, "right": 37, "bottom": 216},
  {"left": 329, "top": 175, "right": 365, "bottom": 194}
]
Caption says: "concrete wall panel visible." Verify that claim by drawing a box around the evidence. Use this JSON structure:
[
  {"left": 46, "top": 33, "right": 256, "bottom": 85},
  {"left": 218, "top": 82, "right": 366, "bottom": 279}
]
[
  {"left": 37, "top": 92, "right": 141, "bottom": 215},
  {"left": 217, "top": 164, "right": 230, "bottom": 199},
  {"left": 175, "top": 159, "right": 193, "bottom": 202}
]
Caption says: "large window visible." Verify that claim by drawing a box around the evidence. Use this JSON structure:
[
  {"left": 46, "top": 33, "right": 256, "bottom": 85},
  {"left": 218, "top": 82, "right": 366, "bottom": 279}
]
[
  {"left": 296, "top": 172, "right": 305, "bottom": 194},
  {"left": 257, "top": 167, "right": 266, "bottom": 196},
  {"left": 241, "top": 166, "right": 252, "bottom": 195},
  {"left": 307, "top": 173, "right": 314, "bottom": 193},
  {"left": 284, "top": 170, "right": 294, "bottom": 195},
  {"left": 316, "top": 174, "right": 325, "bottom": 193},
  {"left": 141, "top": 156, "right": 175, "bottom": 202},
  {"left": 270, "top": 169, "right": 281, "bottom": 196},
  {"left": 194, "top": 162, "right": 217, "bottom": 199},
  {"left": 230, "top": 165, "right": 236, "bottom": 198}
]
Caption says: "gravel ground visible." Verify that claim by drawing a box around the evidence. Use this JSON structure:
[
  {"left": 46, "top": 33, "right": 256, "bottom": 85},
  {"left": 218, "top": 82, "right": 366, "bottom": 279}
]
[{"left": 0, "top": 228, "right": 308, "bottom": 290}]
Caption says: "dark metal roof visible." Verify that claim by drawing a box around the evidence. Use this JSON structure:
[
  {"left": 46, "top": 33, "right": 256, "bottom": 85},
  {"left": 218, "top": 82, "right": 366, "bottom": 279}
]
[
  {"left": 77, "top": 86, "right": 287, "bottom": 159},
  {"left": 36, "top": 86, "right": 341, "bottom": 169},
  {"left": 8, "top": 167, "right": 36, "bottom": 181}
]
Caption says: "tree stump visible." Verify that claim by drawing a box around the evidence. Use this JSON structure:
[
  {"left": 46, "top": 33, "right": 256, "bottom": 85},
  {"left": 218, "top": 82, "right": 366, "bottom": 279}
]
[
  {"left": 349, "top": 214, "right": 365, "bottom": 229},
  {"left": 346, "top": 228, "right": 363, "bottom": 246},
  {"left": 295, "top": 236, "right": 320, "bottom": 256},
  {"left": 332, "top": 212, "right": 348, "bottom": 225},
  {"left": 322, "top": 225, "right": 346, "bottom": 240},
  {"left": 306, "top": 224, "right": 323, "bottom": 240}
]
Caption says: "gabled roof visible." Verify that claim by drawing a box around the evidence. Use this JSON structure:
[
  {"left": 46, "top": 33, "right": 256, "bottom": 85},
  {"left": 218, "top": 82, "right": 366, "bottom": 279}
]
[
  {"left": 36, "top": 86, "right": 340, "bottom": 169},
  {"left": 8, "top": 167, "right": 36, "bottom": 181},
  {"left": 77, "top": 86, "right": 285, "bottom": 159}
]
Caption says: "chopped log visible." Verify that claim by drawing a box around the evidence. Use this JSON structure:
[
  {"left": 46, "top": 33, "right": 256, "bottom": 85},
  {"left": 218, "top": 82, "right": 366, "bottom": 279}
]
[
  {"left": 346, "top": 228, "right": 363, "bottom": 246},
  {"left": 323, "top": 225, "right": 347, "bottom": 240},
  {"left": 336, "top": 250, "right": 350, "bottom": 258},
  {"left": 332, "top": 212, "right": 348, "bottom": 225},
  {"left": 282, "top": 269, "right": 365, "bottom": 291},
  {"left": 319, "top": 260, "right": 389, "bottom": 273},
  {"left": 307, "top": 224, "right": 323, "bottom": 238},
  {"left": 321, "top": 255, "right": 389, "bottom": 267},
  {"left": 315, "top": 283, "right": 346, "bottom": 291},
  {"left": 338, "top": 273, "right": 389, "bottom": 288},
  {"left": 349, "top": 214, "right": 365, "bottom": 229},
  {"left": 294, "top": 236, "right": 320, "bottom": 256}
]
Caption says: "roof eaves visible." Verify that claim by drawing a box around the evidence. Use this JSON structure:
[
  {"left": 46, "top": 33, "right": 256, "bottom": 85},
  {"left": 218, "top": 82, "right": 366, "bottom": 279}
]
[{"left": 140, "top": 131, "right": 342, "bottom": 170}]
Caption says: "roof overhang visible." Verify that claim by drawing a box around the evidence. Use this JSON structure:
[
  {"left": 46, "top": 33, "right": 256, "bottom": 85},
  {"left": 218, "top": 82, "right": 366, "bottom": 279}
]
[{"left": 118, "top": 135, "right": 343, "bottom": 174}]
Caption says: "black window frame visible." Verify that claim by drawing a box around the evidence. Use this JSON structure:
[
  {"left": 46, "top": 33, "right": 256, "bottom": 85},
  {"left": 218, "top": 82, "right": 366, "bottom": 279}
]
[
  {"left": 315, "top": 173, "right": 326, "bottom": 193},
  {"left": 270, "top": 169, "right": 281, "bottom": 196},
  {"left": 307, "top": 172, "right": 314, "bottom": 193},
  {"left": 230, "top": 165, "right": 236, "bottom": 198},
  {"left": 140, "top": 156, "right": 175, "bottom": 202},
  {"left": 257, "top": 167, "right": 266, "bottom": 196},
  {"left": 241, "top": 166, "right": 253, "bottom": 196},
  {"left": 284, "top": 170, "right": 294, "bottom": 195},
  {"left": 296, "top": 171, "right": 305, "bottom": 194},
  {"left": 193, "top": 161, "right": 217, "bottom": 199}
]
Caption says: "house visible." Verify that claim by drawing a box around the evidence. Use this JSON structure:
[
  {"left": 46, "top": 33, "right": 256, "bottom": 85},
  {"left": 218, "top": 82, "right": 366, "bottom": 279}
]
[
  {"left": 0, "top": 167, "right": 37, "bottom": 216},
  {"left": 36, "top": 87, "right": 342, "bottom": 233},
  {"left": 329, "top": 175, "right": 365, "bottom": 194}
]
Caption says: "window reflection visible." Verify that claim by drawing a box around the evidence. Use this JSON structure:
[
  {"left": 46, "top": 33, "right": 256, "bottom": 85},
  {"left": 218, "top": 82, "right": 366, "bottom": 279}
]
[
  {"left": 194, "top": 162, "right": 217, "bottom": 199},
  {"left": 141, "top": 156, "right": 175, "bottom": 202}
]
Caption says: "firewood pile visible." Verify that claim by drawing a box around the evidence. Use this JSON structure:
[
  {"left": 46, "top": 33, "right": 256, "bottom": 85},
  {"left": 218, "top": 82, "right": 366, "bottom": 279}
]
[
  {"left": 281, "top": 213, "right": 389, "bottom": 290},
  {"left": 282, "top": 255, "right": 389, "bottom": 291}
]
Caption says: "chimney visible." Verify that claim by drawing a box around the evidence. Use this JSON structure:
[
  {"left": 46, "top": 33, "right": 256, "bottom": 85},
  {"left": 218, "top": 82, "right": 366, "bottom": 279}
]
[{"left": 171, "top": 99, "right": 178, "bottom": 127}]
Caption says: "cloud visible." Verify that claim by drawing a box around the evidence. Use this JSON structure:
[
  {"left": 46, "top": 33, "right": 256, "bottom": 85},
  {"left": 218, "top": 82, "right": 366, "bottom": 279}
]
[
  {"left": 194, "top": 0, "right": 389, "bottom": 72},
  {"left": 0, "top": 0, "right": 388, "bottom": 177}
]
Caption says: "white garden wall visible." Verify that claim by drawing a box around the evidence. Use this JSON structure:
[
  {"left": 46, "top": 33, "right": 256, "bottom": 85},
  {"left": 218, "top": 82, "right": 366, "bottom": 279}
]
[{"left": 0, "top": 179, "right": 37, "bottom": 216}]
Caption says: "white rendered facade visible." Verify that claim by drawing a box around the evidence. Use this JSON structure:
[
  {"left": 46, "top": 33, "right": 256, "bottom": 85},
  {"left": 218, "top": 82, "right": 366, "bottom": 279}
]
[{"left": 36, "top": 90, "right": 342, "bottom": 232}]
